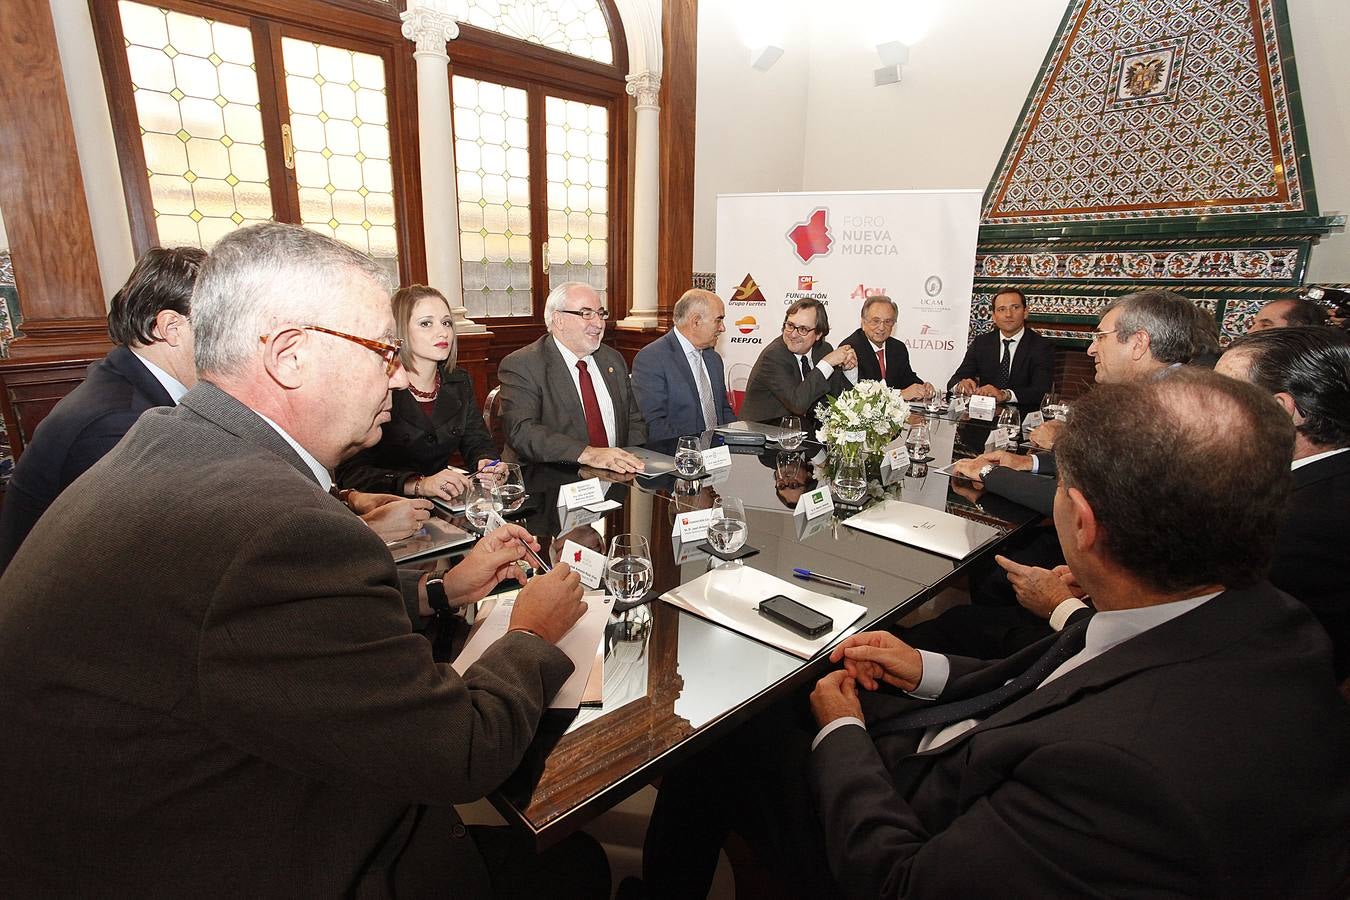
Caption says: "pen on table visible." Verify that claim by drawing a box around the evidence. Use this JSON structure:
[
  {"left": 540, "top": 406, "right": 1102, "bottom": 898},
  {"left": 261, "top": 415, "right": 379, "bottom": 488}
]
[{"left": 793, "top": 567, "right": 866, "bottom": 594}]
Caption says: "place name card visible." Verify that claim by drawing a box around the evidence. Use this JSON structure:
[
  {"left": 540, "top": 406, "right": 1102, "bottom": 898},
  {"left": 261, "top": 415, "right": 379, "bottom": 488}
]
[
  {"left": 968, "top": 394, "right": 997, "bottom": 421},
  {"left": 794, "top": 485, "right": 835, "bottom": 520},
  {"left": 838, "top": 430, "right": 866, "bottom": 444},
  {"left": 881, "top": 435, "right": 910, "bottom": 471},
  {"left": 559, "top": 539, "right": 605, "bottom": 589},
  {"left": 484, "top": 508, "right": 509, "bottom": 533},
  {"left": 672, "top": 507, "right": 717, "bottom": 541},
  {"left": 700, "top": 445, "right": 732, "bottom": 470},
  {"left": 1021, "top": 410, "right": 1044, "bottom": 431},
  {"left": 988, "top": 428, "right": 1010, "bottom": 451},
  {"left": 558, "top": 477, "right": 606, "bottom": 509}
]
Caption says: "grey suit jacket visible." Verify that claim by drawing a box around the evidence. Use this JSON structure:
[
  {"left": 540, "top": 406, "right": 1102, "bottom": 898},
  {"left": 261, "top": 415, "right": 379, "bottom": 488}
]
[
  {"left": 497, "top": 334, "right": 646, "bottom": 462},
  {"left": 738, "top": 336, "right": 850, "bottom": 427},
  {"left": 0, "top": 382, "right": 572, "bottom": 897}
]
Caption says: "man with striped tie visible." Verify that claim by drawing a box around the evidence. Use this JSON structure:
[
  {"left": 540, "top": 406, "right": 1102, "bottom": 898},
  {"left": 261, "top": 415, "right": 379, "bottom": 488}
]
[
  {"left": 632, "top": 289, "right": 736, "bottom": 443},
  {"left": 948, "top": 287, "right": 1055, "bottom": 412}
]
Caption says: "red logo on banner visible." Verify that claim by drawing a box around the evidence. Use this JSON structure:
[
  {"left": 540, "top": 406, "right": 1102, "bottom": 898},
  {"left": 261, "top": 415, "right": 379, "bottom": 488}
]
[
  {"left": 798, "top": 275, "right": 815, "bottom": 291},
  {"left": 786, "top": 209, "right": 833, "bottom": 263},
  {"left": 735, "top": 315, "right": 759, "bottom": 335}
]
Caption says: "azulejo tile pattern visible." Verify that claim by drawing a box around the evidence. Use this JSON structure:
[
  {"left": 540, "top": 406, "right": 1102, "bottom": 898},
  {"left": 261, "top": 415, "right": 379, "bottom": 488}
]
[
  {"left": 983, "top": 0, "right": 1307, "bottom": 225},
  {"left": 977, "top": 247, "right": 1301, "bottom": 281}
]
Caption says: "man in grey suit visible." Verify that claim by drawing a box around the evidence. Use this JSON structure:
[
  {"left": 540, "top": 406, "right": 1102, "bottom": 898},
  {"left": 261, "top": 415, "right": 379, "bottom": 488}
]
[
  {"left": 739, "top": 297, "right": 858, "bottom": 434},
  {"left": 631, "top": 288, "right": 735, "bottom": 442},
  {"left": 0, "top": 224, "right": 608, "bottom": 897},
  {"left": 498, "top": 280, "right": 647, "bottom": 472}
]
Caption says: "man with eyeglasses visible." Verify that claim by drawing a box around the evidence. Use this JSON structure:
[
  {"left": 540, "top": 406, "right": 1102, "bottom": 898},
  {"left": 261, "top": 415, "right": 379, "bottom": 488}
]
[
  {"left": 0, "top": 224, "right": 611, "bottom": 897},
  {"left": 740, "top": 297, "right": 858, "bottom": 434},
  {"left": 840, "top": 295, "right": 936, "bottom": 400},
  {"left": 498, "top": 281, "right": 647, "bottom": 473}
]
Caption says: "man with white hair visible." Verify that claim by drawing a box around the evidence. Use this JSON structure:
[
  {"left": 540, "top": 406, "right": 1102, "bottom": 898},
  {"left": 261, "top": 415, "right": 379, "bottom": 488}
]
[
  {"left": 631, "top": 288, "right": 735, "bottom": 442},
  {"left": 497, "top": 280, "right": 647, "bottom": 472},
  {"left": 0, "top": 224, "right": 608, "bottom": 897}
]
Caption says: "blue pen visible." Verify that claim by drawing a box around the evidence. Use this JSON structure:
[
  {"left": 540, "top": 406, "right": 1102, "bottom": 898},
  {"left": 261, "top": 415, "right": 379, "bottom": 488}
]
[{"left": 793, "top": 567, "right": 866, "bottom": 594}]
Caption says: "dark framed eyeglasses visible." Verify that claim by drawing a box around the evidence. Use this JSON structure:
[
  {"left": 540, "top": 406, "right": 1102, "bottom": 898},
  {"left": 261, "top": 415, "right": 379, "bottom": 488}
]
[
  {"left": 783, "top": 322, "right": 816, "bottom": 336},
  {"left": 260, "top": 325, "right": 404, "bottom": 376},
  {"left": 556, "top": 307, "right": 610, "bottom": 322}
]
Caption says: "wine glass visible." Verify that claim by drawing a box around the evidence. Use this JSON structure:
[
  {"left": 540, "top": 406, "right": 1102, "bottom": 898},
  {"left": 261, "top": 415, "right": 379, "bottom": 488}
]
[
  {"left": 707, "top": 497, "right": 748, "bottom": 555},
  {"left": 779, "top": 415, "right": 804, "bottom": 450},
  {"left": 1040, "top": 391, "right": 1068, "bottom": 423},
  {"left": 905, "top": 421, "right": 931, "bottom": 460},
  {"left": 675, "top": 435, "right": 704, "bottom": 478},
  {"left": 832, "top": 457, "right": 867, "bottom": 506},
  {"left": 488, "top": 462, "right": 525, "bottom": 512},
  {"left": 463, "top": 474, "right": 502, "bottom": 532},
  {"left": 606, "top": 534, "right": 653, "bottom": 607},
  {"left": 996, "top": 405, "right": 1022, "bottom": 445}
]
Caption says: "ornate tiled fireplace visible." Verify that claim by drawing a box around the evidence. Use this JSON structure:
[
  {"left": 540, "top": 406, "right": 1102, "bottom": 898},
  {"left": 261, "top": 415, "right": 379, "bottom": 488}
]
[{"left": 974, "top": 0, "right": 1342, "bottom": 395}]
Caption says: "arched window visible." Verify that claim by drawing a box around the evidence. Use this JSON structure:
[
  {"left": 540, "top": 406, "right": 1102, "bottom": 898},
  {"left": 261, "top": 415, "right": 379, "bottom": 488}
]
[{"left": 444, "top": 0, "right": 629, "bottom": 322}]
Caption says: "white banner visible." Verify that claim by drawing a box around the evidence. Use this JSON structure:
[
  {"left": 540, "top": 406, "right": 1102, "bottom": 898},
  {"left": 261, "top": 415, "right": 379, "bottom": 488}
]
[{"left": 715, "top": 190, "right": 981, "bottom": 411}]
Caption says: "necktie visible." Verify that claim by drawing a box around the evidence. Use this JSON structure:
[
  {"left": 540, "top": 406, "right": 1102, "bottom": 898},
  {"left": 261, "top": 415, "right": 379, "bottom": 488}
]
[
  {"left": 876, "top": 348, "right": 887, "bottom": 381},
  {"left": 691, "top": 349, "right": 718, "bottom": 429},
  {"left": 800, "top": 355, "right": 811, "bottom": 382},
  {"left": 868, "top": 617, "right": 1091, "bottom": 738},
  {"left": 997, "top": 339, "right": 1013, "bottom": 389},
  {"left": 575, "top": 359, "right": 609, "bottom": 448}
]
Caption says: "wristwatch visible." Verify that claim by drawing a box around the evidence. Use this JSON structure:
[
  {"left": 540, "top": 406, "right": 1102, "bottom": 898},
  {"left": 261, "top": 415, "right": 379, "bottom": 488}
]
[
  {"left": 978, "top": 463, "right": 996, "bottom": 480},
  {"left": 425, "top": 576, "right": 449, "bottom": 614}
]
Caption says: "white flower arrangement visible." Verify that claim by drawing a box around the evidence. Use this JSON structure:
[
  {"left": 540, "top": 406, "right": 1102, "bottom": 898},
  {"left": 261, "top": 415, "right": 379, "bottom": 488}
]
[{"left": 814, "top": 380, "right": 909, "bottom": 457}]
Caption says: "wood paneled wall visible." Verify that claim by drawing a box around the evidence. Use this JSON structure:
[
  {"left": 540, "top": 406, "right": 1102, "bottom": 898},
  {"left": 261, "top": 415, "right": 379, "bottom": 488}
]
[{"left": 655, "top": 0, "right": 697, "bottom": 328}]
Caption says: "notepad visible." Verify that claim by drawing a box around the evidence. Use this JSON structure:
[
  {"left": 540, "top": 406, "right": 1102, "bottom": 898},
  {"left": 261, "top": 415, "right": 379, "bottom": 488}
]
[{"left": 841, "top": 499, "right": 1001, "bottom": 560}]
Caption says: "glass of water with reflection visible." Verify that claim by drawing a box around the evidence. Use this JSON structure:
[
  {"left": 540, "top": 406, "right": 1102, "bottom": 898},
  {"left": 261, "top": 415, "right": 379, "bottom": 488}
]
[
  {"left": 606, "top": 534, "right": 653, "bottom": 606},
  {"left": 906, "top": 421, "right": 931, "bottom": 460},
  {"left": 1040, "top": 391, "right": 1069, "bottom": 423},
  {"left": 463, "top": 475, "right": 502, "bottom": 532},
  {"left": 832, "top": 457, "right": 868, "bottom": 506},
  {"left": 488, "top": 462, "right": 525, "bottom": 512},
  {"left": 707, "top": 497, "right": 748, "bottom": 555},
  {"left": 675, "top": 435, "right": 703, "bottom": 478},
  {"left": 779, "top": 415, "right": 804, "bottom": 450}
]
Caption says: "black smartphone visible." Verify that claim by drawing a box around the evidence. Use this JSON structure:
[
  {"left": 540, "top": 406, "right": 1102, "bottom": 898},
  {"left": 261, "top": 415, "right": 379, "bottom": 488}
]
[{"left": 758, "top": 594, "right": 832, "bottom": 638}]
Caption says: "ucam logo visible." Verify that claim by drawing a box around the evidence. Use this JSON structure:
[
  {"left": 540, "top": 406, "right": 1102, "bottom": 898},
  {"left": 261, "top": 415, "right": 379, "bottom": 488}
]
[{"left": 786, "top": 208, "right": 833, "bottom": 263}]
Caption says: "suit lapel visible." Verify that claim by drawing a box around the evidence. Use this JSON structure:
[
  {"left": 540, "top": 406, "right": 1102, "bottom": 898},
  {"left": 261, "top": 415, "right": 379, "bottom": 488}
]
[
  {"left": 667, "top": 332, "right": 700, "bottom": 405},
  {"left": 108, "top": 345, "right": 176, "bottom": 408},
  {"left": 541, "top": 337, "right": 588, "bottom": 431}
]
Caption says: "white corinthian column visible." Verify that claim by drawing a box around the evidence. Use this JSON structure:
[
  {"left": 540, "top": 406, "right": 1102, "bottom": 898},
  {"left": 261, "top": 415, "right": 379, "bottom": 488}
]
[
  {"left": 617, "top": 71, "right": 661, "bottom": 329},
  {"left": 400, "top": 4, "right": 484, "bottom": 332}
]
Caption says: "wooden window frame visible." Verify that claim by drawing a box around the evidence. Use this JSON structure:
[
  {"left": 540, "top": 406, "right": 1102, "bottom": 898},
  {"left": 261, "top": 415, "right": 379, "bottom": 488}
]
[{"left": 89, "top": 0, "right": 427, "bottom": 285}]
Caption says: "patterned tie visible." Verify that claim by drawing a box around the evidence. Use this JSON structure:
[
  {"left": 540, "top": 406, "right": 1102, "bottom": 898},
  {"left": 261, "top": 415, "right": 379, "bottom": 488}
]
[
  {"left": 868, "top": 616, "right": 1091, "bottom": 737},
  {"left": 691, "top": 349, "right": 718, "bottom": 429},
  {"left": 800, "top": 355, "right": 811, "bottom": 382},
  {"left": 876, "top": 348, "right": 887, "bottom": 382},
  {"left": 575, "top": 360, "right": 609, "bottom": 448},
  {"left": 998, "top": 339, "right": 1013, "bottom": 389}
]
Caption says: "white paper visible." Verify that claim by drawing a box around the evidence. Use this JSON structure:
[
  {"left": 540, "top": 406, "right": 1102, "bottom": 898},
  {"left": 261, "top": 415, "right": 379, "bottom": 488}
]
[
  {"left": 558, "top": 478, "right": 605, "bottom": 509},
  {"left": 672, "top": 507, "right": 717, "bottom": 541},
  {"left": 559, "top": 539, "right": 605, "bottom": 589},
  {"left": 794, "top": 484, "right": 835, "bottom": 520},
  {"left": 700, "top": 445, "right": 732, "bottom": 470},
  {"left": 452, "top": 590, "right": 612, "bottom": 708},
  {"left": 969, "top": 394, "right": 997, "bottom": 420},
  {"left": 659, "top": 567, "right": 867, "bottom": 659},
  {"left": 993, "top": 428, "right": 1010, "bottom": 450},
  {"left": 483, "top": 508, "right": 509, "bottom": 533}
]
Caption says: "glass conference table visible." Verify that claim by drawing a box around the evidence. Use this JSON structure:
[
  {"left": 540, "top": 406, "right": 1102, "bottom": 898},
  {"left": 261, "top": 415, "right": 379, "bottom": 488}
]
[{"left": 419, "top": 408, "right": 1042, "bottom": 849}]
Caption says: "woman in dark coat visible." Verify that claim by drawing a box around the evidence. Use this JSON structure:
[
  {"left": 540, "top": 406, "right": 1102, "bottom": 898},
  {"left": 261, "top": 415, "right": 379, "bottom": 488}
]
[{"left": 337, "top": 285, "right": 496, "bottom": 500}]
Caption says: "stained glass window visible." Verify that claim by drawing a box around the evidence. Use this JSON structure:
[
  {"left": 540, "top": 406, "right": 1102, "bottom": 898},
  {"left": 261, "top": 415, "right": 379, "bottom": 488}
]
[
  {"left": 282, "top": 38, "right": 399, "bottom": 281},
  {"left": 545, "top": 96, "right": 607, "bottom": 306},
  {"left": 453, "top": 0, "right": 613, "bottom": 65},
  {"left": 453, "top": 76, "right": 532, "bottom": 318},
  {"left": 118, "top": 0, "right": 272, "bottom": 248}
]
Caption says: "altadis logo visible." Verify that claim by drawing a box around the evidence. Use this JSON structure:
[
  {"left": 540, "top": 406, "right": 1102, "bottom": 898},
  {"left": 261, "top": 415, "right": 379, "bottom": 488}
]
[{"left": 786, "top": 208, "right": 833, "bottom": 263}]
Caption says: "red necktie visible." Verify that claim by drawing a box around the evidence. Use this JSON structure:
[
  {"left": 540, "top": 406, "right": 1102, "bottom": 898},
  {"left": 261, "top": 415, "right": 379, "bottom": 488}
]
[
  {"left": 877, "top": 348, "right": 887, "bottom": 381},
  {"left": 576, "top": 360, "right": 609, "bottom": 448}
]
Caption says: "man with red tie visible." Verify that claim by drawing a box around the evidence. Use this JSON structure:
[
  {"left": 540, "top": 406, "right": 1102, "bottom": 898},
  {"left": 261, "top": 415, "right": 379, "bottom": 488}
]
[
  {"left": 840, "top": 295, "right": 936, "bottom": 400},
  {"left": 498, "top": 281, "right": 647, "bottom": 472}
]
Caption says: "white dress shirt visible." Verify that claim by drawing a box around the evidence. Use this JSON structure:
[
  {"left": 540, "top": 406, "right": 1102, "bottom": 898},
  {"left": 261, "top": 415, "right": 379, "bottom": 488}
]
[
  {"left": 553, "top": 337, "right": 617, "bottom": 446},
  {"left": 130, "top": 350, "right": 189, "bottom": 404},
  {"left": 1291, "top": 446, "right": 1349, "bottom": 470},
  {"left": 254, "top": 412, "right": 333, "bottom": 492}
]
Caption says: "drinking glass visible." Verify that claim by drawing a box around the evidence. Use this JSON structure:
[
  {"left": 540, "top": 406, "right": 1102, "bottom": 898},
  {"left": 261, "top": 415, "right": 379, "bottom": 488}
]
[
  {"left": 779, "top": 415, "right": 804, "bottom": 450},
  {"left": 1040, "top": 391, "right": 1069, "bottom": 423},
  {"left": 488, "top": 462, "right": 526, "bottom": 512},
  {"left": 707, "top": 497, "right": 748, "bottom": 555},
  {"left": 606, "top": 534, "right": 654, "bottom": 607},
  {"left": 675, "top": 435, "right": 704, "bottom": 478},
  {"left": 997, "top": 405, "right": 1022, "bottom": 445},
  {"left": 905, "top": 421, "right": 932, "bottom": 460},
  {"left": 832, "top": 457, "right": 867, "bottom": 506},
  {"left": 463, "top": 475, "right": 502, "bottom": 531}
]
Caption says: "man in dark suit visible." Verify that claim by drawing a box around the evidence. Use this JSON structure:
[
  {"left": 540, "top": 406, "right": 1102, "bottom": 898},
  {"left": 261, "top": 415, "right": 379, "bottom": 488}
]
[
  {"left": 1249, "top": 296, "right": 1328, "bottom": 331},
  {"left": 948, "top": 287, "right": 1055, "bottom": 410},
  {"left": 0, "top": 224, "right": 608, "bottom": 897},
  {"left": 739, "top": 298, "right": 857, "bottom": 433},
  {"left": 839, "top": 295, "right": 935, "bottom": 400},
  {"left": 636, "top": 371, "right": 1350, "bottom": 899},
  {"left": 0, "top": 247, "right": 203, "bottom": 572},
  {"left": 498, "top": 280, "right": 647, "bottom": 472},
  {"left": 631, "top": 288, "right": 735, "bottom": 442}
]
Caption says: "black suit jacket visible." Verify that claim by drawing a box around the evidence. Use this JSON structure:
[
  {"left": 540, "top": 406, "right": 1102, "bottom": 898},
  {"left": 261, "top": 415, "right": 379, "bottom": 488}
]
[
  {"left": 811, "top": 584, "right": 1350, "bottom": 898},
  {"left": 1271, "top": 450, "right": 1350, "bottom": 679},
  {"left": 0, "top": 346, "right": 174, "bottom": 572},
  {"left": 840, "top": 329, "right": 922, "bottom": 390},
  {"left": 739, "top": 336, "right": 850, "bottom": 429},
  {"left": 0, "top": 383, "right": 571, "bottom": 896},
  {"left": 336, "top": 367, "right": 495, "bottom": 494},
  {"left": 948, "top": 327, "right": 1056, "bottom": 410}
]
